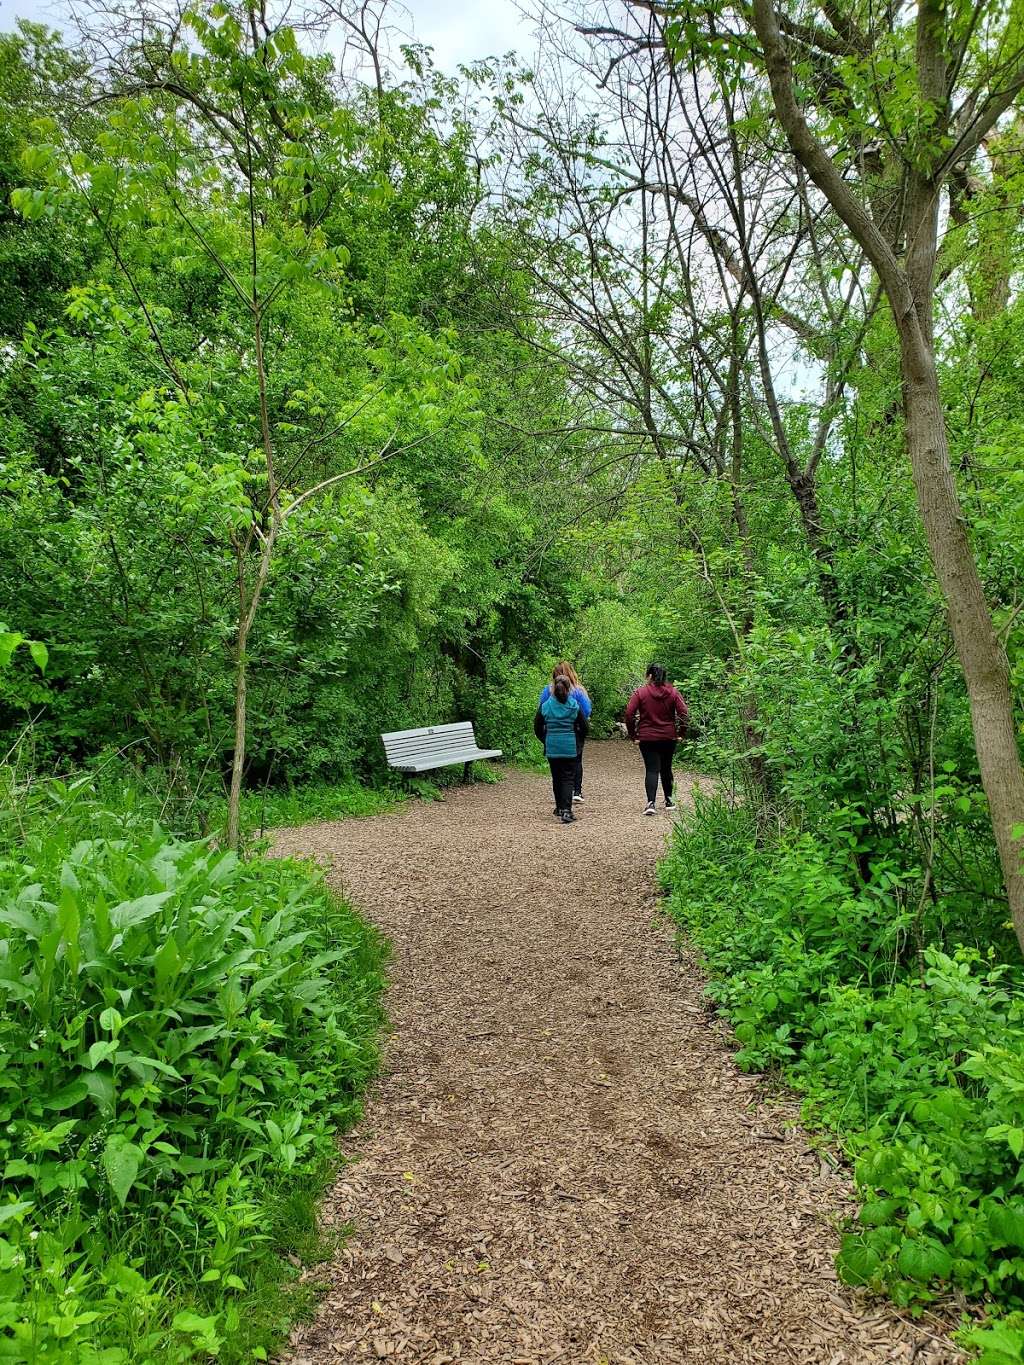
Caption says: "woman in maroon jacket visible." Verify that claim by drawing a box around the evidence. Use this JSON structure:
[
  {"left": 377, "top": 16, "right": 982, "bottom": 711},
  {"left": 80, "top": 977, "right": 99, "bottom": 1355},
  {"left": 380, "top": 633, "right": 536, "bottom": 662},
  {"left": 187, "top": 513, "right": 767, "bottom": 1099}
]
[{"left": 624, "top": 664, "right": 689, "bottom": 815}]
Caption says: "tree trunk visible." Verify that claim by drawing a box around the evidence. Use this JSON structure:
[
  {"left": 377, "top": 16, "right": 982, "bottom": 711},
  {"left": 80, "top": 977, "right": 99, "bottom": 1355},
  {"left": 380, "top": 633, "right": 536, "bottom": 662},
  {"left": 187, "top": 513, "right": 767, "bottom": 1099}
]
[
  {"left": 225, "top": 526, "right": 275, "bottom": 853},
  {"left": 788, "top": 467, "right": 847, "bottom": 627},
  {"left": 899, "top": 328, "right": 1024, "bottom": 946},
  {"left": 226, "top": 623, "right": 248, "bottom": 852},
  {"left": 725, "top": 344, "right": 773, "bottom": 800}
]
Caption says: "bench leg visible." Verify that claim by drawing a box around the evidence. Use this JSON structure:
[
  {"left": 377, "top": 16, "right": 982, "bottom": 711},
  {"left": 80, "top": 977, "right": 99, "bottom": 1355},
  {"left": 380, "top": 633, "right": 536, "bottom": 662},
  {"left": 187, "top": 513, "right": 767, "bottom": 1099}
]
[{"left": 463, "top": 761, "right": 473, "bottom": 784}]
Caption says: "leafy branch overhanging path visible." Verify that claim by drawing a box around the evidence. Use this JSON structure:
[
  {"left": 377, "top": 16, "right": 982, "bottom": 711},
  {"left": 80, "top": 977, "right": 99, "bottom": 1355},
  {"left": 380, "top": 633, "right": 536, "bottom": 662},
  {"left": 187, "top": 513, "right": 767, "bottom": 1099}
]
[{"left": 275, "top": 743, "right": 958, "bottom": 1364}]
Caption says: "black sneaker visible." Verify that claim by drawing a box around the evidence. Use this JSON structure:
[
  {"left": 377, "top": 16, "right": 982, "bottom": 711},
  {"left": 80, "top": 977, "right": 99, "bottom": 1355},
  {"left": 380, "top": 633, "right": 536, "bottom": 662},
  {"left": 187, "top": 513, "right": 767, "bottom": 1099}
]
[
  {"left": 561, "top": 810, "right": 576, "bottom": 824},
  {"left": 572, "top": 793, "right": 584, "bottom": 803},
  {"left": 643, "top": 801, "right": 656, "bottom": 816},
  {"left": 553, "top": 808, "right": 562, "bottom": 817},
  {"left": 664, "top": 797, "right": 676, "bottom": 811}
]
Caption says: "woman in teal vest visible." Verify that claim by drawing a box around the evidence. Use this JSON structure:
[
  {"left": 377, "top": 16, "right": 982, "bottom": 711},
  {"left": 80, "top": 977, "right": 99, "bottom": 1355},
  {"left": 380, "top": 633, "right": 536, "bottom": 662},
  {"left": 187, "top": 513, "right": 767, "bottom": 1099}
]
[{"left": 533, "top": 674, "right": 590, "bottom": 823}]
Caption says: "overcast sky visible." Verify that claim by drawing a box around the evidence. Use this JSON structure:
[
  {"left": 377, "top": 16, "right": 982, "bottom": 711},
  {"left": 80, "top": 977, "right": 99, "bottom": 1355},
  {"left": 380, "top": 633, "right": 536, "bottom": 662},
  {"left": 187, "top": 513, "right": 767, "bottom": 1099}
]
[
  {"left": 0, "top": 0, "right": 540, "bottom": 71},
  {"left": 398, "top": 0, "right": 535, "bottom": 70}
]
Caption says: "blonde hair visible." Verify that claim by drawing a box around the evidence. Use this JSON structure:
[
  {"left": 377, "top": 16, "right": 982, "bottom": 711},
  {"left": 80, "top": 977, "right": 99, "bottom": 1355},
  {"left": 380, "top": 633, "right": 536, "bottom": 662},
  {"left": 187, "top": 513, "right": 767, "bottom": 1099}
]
[{"left": 552, "top": 660, "right": 588, "bottom": 696}]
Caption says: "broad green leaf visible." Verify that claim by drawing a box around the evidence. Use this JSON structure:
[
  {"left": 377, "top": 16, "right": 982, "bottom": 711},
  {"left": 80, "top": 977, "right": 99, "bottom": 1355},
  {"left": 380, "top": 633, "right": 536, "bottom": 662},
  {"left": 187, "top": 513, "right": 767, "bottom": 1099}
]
[
  {"left": 83, "top": 1071, "right": 115, "bottom": 1111},
  {"left": 102, "top": 1134, "right": 142, "bottom": 1207},
  {"left": 989, "top": 1204, "right": 1024, "bottom": 1250},
  {"left": 87, "top": 1040, "right": 118, "bottom": 1069},
  {"left": 960, "top": 1322, "right": 1024, "bottom": 1363},
  {"left": 0, "top": 1202, "right": 34, "bottom": 1226},
  {"left": 895, "top": 1237, "right": 952, "bottom": 1282},
  {"left": 0, "top": 904, "right": 45, "bottom": 937},
  {"left": 116, "top": 1052, "right": 182, "bottom": 1081},
  {"left": 41, "top": 1080, "right": 88, "bottom": 1111},
  {"left": 836, "top": 1236, "right": 881, "bottom": 1286},
  {"left": 109, "top": 892, "right": 172, "bottom": 931},
  {"left": 0, "top": 632, "right": 23, "bottom": 668},
  {"left": 154, "top": 934, "right": 182, "bottom": 990},
  {"left": 858, "top": 1199, "right": 902, "bottom": 1227}
]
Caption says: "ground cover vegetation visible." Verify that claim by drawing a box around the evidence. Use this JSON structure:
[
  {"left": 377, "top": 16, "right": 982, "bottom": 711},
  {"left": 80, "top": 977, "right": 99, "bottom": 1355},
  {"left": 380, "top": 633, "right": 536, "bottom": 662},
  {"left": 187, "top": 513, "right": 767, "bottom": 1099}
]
[
  {"left": 5, "top": 0, "right": 1024, "bottom": 1357},
  {"left": 0, "top": 649, "right": 387, "bottom": 1360}
]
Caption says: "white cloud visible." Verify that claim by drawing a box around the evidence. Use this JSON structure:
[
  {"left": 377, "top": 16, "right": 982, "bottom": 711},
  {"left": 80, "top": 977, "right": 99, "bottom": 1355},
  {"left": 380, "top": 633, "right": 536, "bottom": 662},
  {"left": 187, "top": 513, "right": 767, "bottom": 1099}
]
[{"left": 408, "top": 0, "right": 534, "bottom": 70}]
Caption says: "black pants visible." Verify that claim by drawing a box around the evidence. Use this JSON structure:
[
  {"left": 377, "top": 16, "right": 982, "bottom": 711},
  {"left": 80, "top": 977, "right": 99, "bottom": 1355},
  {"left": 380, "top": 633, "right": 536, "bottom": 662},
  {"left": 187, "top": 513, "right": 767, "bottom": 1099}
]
[
  {"left": 639, "top": 740, "right": 676, "bottom": 803},
  {"left": 548, "top": 756, "right": 575, "bottom": 812},
  {"left": 573, "top": 736, "right": 586, "bottom": 797}
]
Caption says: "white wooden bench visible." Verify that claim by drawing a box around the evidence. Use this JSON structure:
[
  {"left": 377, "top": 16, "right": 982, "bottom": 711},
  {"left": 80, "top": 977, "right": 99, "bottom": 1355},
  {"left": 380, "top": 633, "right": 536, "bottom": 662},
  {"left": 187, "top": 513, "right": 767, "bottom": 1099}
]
[{"left": 381, "top": 721, "right": 502, "bottom": 783}]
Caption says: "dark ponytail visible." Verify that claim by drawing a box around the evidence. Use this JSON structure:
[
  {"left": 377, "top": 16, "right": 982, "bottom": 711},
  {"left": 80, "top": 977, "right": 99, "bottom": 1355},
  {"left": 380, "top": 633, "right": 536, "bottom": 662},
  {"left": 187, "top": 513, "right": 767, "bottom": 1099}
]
[
  {"left": 646, "top": 663, "right": 667, "bottom": 686},
  {"left": 553, "top": 674, "right": 572, "bottom": 702}
]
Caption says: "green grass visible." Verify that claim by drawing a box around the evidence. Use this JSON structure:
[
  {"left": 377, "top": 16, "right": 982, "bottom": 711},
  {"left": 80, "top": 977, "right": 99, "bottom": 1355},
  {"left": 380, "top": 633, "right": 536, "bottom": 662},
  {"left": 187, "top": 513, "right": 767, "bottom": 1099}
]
[
  {"left": 236, "top": 778, "right": 402, "bottom": 831},
  {"left": 207, "top": 1158, "right": 353, "bottom": 1363},
  {"left": 236, "top": 764, "right": 507, "bottom": 831}
]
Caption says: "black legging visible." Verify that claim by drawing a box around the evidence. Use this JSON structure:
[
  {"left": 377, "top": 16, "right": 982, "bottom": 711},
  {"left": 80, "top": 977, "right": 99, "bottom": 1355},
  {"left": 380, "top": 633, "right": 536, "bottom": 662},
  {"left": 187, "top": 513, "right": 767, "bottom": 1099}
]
[
  {"left": 639, "top": 740, "right": 677, "bottom": 803},
  {"left": 574, "top": 736, "right": 586, "bottom": 797},
  {"left": 548, "top": 756, "right": 576, "bottom": 812}
]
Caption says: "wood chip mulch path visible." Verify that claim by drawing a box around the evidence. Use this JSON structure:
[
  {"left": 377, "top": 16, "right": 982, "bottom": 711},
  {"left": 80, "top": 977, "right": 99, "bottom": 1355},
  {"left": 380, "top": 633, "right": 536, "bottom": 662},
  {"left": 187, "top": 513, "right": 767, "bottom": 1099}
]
[{"left": 273, "top": 740, "right": 961, "bottom": 1364}]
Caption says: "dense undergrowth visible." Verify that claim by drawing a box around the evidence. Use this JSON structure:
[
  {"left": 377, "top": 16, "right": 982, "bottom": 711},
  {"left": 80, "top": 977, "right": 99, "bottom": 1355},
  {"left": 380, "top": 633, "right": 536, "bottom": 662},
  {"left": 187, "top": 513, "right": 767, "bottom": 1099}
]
[
  {"left": 0, "top": 769, "right": 387, "bottom": 1362},
  {"left": 661, "top": 795, "right": 1024, "bottom": 1361}
]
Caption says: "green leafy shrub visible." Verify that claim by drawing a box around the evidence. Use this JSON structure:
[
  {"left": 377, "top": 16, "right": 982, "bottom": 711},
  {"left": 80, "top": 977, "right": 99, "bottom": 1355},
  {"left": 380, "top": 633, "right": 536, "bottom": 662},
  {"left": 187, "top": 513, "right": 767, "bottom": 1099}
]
[
  {"left": 568, "top": 599, "right": 651, "bottom": 735},
  {"left": 469, "top": 653, "right": 549, "bottom": 764},
  {"left": 0, "top": 777, "right": 386, "bottom": 1361},
  {"left": 962, "top": 1316, "right": 1024, "bottom": 1363},
  {"left": 662, "top": 795, "right": 1024, "bottom": 1316}
]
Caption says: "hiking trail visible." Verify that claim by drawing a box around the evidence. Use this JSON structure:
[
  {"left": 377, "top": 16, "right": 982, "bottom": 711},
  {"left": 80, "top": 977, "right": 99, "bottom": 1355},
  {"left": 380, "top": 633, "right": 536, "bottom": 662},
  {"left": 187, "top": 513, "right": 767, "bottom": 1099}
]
[{"left": 274, "top": 741, "right": 959, "bottom": 1365}]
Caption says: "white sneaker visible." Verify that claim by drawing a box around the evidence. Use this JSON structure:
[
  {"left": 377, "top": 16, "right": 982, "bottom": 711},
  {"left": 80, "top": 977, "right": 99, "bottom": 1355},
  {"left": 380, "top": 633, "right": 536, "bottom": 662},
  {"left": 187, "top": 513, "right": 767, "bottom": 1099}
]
[
  {"left": 643, "top": 801, "right": 656, "bottom": 816},
  {"left": 572, "top": 794, "right": 584, "bottom": 803}
]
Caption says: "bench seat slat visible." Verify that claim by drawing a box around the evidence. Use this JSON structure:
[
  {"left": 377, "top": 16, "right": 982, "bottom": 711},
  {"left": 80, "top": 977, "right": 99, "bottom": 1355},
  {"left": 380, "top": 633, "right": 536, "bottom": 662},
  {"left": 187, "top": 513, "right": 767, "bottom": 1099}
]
[
  {"left": 383, "top": 746, "right": 488, "bottom": 763},
  {"left": 394, "top": 749, "right": 502, "bottom": 773},
  {"left": 392, "top": 747, "right": 500, "bottom": 768},
  {"left": 385, "top": 748, "right": 477, "bottom": 758}
]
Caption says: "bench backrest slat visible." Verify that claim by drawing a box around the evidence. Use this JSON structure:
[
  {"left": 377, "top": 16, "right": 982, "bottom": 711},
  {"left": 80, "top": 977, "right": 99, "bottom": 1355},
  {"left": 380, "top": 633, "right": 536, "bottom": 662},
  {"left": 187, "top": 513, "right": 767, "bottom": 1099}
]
[
  {"left": 381, "top": 721, "right": 479, "bottom": 765},
  {"left": 381, "top": 721, "right": 476, "bottom": 743}
]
